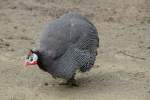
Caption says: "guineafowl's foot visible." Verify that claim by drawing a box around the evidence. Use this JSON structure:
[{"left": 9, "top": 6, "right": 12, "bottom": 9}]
[
  {"left": 59, "top": 78, "right": 79, "bottom": 87},
  {"left": 67, "top": 78, "right": 79, "bottom": 87}
]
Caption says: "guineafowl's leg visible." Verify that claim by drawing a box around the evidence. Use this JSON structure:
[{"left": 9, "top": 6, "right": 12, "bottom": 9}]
[
  {"left": 66, "top": 76, "right": 78, "bottom": 87},
  {"left": 59, "top": 75, "right": 78, "bottom": 87}
]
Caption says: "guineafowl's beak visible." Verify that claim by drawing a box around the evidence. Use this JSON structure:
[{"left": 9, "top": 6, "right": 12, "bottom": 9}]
[{"left": 25, "top": 60, "right": 37, "bottom": 67}]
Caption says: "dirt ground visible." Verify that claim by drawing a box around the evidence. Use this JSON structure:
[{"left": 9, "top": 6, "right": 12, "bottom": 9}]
[{"left": 0, "top": 0, "right": 150, "bottom": 100}]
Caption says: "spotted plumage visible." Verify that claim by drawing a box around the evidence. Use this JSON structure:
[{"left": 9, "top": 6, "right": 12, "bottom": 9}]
[{"left": 26, "top": 12, "right": 99, "bottom": 86}]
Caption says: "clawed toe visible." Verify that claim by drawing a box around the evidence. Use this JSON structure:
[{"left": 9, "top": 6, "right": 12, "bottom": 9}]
[{"left": 59, "top": 79, "right": 79, "bottom": 87}]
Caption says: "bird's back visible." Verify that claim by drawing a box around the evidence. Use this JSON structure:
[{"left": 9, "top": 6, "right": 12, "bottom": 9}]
[{"left": 38, "top": 12, "right": 99, "bottom": 79}]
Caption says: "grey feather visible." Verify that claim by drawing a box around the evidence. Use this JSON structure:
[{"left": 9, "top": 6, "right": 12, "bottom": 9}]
[{"left": 38, "top": 12, "right": 99, "bottom": 79}]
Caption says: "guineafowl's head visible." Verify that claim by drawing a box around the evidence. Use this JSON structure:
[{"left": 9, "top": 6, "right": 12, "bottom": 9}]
[{"left": 25, "top": 49, "right": 39, "bottom": 67}]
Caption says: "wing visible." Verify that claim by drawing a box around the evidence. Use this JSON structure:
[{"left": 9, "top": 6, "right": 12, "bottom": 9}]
[
  {"left": 50, "top": 47, "right": 96, "bottom": 79},
  {"left": 70, "top": 48, "right": 97, "bottom": 72},
  {"left": 39, "top": 12, "right": 99, "bottom": 60}
]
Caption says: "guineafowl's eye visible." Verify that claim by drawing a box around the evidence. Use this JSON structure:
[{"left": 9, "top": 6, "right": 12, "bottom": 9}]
[
  {"left": 26, "top": 54, "right": 37, "bottom": 62},
  {"left": 28, "top": 53, "right": 38, "bottom": 62},
  {"left": 30, "top": 56, "right": 33, "bottom": 61}
]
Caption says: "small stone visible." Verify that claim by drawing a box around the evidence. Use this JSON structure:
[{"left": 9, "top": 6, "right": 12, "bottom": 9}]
[
  {"left": 5, "top": 43, "right": 10, "bottom": 47},
  {"left": 147, "top": 47, "right": 150, "bottom": 49},
  {"left": 9, "top": 48, "right": 15, "bottom": 52},
  {"left": 7, "top": 36, "right": 14, "bottom": 39},
  {"left": 22, "top": 29, "right": 26, "bottom": 32},
  {"left": 30, "top": 41, "right": 35, "bottom": 44},
  {"left": 0, "top": 38, "right": 4, "bottom": 42},
  {"left": 10, "top": 6, "right": 17, "bottom": 9},
  {"left": 20, "top": 36, "right": 31, "bottom": 40},
  {"left": 44, "top": 82, "right": 48, "bottom": 86},
  {"left": 14, "top": 26, "right": 18, "bottom": 29},
  {"left": 147, "top": 19, "right": 150, "bottom": 24}
]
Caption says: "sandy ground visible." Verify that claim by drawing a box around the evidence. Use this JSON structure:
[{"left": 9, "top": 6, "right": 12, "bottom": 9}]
[{"left": 0, "top": 0, "right": 150, "bottom": 100}]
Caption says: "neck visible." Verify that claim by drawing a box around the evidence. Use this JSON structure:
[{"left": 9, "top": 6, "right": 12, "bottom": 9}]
[{"left": 34, "top": 50, "right": 48, "bottom": 72}]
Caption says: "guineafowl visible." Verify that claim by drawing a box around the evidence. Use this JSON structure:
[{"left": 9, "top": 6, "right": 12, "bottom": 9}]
[{"left": 25, "top": 12, "right": 99, "bottom": 86}]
